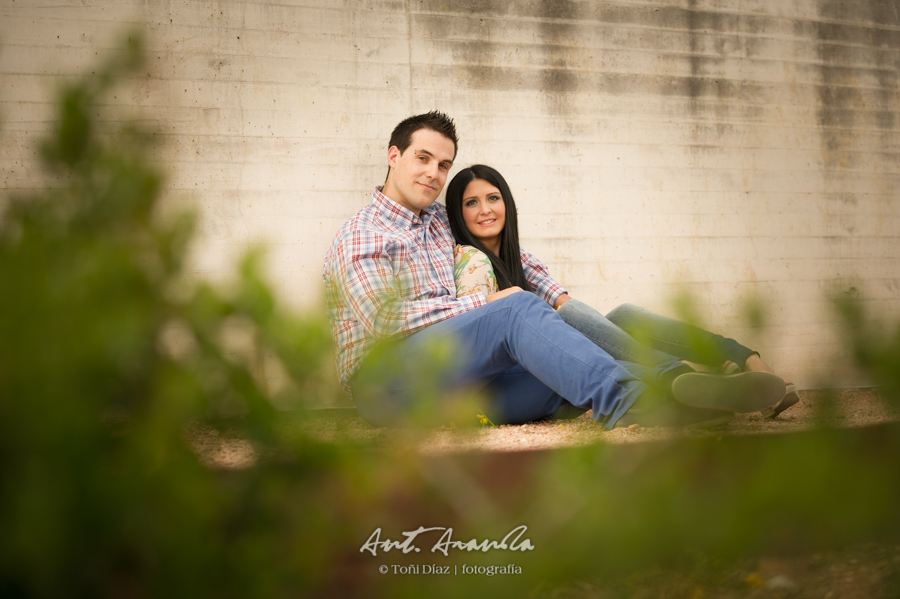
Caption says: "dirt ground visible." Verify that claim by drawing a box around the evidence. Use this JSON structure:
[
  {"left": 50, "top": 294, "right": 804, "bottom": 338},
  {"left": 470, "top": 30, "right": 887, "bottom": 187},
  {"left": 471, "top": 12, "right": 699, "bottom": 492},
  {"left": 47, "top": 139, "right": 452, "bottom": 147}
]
[
  {"left": 185, "top": 388, "right": 900, "bottom": 598},
  {"left": 184, "top": 388, "right": 899, "bottom": 466}
]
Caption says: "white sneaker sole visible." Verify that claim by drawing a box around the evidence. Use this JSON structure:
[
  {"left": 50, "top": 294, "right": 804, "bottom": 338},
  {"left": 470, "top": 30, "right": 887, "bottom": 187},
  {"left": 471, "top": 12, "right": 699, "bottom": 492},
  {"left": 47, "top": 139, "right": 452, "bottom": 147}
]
[{"left": 672, "top": 372, "right": 786, "bottom": 413}]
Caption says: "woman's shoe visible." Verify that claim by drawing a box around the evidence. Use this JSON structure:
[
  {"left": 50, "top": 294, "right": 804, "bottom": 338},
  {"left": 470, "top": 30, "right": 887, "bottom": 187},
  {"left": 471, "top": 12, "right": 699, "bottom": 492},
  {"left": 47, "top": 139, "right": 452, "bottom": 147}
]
[
  {"left": 760, "top": 382, "right": 800, "bottom": 418},
  {"left": 719, "top": 360, "right": 741, "bottom": 375}
]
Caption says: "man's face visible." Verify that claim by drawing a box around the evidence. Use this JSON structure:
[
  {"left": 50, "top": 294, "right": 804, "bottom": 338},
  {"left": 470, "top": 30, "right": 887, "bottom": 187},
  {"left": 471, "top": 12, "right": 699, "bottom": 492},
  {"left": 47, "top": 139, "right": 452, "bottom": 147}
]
[{"left": 383, "top": 128, "right": 456, "bottom": 216}]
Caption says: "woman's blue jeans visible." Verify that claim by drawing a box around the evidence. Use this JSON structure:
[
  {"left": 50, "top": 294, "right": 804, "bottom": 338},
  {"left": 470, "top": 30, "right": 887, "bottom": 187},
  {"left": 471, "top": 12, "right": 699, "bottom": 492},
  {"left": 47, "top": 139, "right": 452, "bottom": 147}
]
[{"left": 556, "top": 300, "right": 758, "bottom": 369}]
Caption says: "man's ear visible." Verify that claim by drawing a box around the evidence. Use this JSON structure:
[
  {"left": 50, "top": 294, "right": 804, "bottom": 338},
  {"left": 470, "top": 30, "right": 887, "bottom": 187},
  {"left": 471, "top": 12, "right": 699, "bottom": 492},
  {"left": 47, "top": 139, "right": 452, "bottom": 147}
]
[{"left": 387, "top": 145, "right": 400, "bottom": 169}]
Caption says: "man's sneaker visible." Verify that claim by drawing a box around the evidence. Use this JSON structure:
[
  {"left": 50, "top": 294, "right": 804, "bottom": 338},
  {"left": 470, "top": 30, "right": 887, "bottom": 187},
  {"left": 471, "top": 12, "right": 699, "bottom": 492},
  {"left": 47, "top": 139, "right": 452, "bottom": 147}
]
[
  {"left": 671, "top": 371, "right": 785, "bottom": 413},
  {"left": 616, "top": 402, "right": 735, "bottom": 431}
]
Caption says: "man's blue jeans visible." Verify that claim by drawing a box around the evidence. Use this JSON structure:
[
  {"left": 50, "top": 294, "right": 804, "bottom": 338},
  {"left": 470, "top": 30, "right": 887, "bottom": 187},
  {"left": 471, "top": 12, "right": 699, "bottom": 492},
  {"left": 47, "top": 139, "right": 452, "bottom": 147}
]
[
  {"left": 556, "top": 300, "right": 758, "bottom": 368},
  {"left": 351, "top": 292, "right": 686, "bottom": 428}
]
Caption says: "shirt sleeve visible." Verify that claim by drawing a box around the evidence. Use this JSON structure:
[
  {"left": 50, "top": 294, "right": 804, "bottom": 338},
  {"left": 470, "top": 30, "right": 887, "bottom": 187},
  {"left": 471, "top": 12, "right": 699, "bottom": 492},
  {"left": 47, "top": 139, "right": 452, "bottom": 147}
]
[
  {"left": 333, "top": 229, "right": 485, "bottom": 340},
  {"left": 520, "top": 247, "right": 567, "bottom": 307}
]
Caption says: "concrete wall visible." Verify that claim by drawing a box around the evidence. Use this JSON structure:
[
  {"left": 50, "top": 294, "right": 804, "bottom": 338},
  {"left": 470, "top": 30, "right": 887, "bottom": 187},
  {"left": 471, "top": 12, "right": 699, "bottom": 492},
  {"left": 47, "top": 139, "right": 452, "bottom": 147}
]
[{"left": 2, "top": 0, "right": 899, "bottom": 393}]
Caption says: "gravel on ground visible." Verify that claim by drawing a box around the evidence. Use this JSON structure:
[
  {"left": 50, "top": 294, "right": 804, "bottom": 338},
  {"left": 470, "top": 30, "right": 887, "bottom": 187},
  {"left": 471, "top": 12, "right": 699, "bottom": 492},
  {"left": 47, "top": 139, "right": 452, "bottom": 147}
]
[{"left": 185, "top": 388, "right": 898, "bottom": 467}]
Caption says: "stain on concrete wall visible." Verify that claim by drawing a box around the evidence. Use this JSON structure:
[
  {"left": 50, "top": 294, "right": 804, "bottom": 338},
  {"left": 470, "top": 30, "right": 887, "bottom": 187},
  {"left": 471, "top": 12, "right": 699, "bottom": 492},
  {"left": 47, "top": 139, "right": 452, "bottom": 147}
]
[{"left": 816, "top": 0, "right": 899, "bottom": 170}]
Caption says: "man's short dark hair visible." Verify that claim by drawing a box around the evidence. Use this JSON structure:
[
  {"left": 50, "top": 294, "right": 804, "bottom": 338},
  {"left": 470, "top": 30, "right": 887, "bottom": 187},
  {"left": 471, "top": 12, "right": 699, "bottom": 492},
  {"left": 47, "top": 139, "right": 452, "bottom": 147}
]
[{"left": 388, "top": 111, "right": 458, "bottom": 158}]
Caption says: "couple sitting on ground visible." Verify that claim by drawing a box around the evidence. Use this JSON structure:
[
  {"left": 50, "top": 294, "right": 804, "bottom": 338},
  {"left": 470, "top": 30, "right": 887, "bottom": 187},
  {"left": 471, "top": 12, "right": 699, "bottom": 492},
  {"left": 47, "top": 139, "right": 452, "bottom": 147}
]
[{"left": 323, "top": 111, "right": 799, "bottom": 429}]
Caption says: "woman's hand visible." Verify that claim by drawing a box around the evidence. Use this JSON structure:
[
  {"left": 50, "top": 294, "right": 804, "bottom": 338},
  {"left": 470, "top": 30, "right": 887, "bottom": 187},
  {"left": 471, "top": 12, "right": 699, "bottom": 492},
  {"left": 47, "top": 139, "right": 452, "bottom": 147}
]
[{"left": 486, "top": 286, "right": 523, "bottom": 303}]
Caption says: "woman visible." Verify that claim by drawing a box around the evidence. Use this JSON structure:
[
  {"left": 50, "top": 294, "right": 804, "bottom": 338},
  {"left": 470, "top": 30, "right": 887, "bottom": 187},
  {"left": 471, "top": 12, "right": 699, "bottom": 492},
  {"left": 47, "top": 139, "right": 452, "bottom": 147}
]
[{"left": 444, "top": 164, "right": 799, "bottom": 419}]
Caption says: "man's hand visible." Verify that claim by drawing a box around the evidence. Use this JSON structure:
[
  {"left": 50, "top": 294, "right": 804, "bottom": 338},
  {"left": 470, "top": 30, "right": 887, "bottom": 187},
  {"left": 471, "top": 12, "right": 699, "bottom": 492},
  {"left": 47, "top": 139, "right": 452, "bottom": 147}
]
[
  {"left": 553, "top": 293, "right": 572, "bottom": 309},
  {"left": 486, "top": 286, "right": 523, "bottom": 303}
]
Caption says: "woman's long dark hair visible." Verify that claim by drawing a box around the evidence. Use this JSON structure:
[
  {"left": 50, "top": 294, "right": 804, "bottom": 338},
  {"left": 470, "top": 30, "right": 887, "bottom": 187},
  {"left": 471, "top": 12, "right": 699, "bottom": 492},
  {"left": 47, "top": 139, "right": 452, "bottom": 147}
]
[{"left": 445, "top": 165, "right": 531, "bottom": 291}]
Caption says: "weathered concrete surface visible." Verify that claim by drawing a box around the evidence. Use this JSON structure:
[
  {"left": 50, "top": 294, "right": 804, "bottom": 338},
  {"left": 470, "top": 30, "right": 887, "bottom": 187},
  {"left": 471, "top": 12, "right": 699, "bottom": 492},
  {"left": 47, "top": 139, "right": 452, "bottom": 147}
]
[{"left": 1, "top": 0, "right": 898, "bottom": 392}]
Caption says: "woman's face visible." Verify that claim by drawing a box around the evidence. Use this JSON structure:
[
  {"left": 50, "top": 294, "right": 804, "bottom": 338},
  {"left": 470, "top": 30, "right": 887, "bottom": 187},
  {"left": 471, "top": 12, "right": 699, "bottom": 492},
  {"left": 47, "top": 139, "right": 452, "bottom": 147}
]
[{"left": 461, "top": 178, "right": 506, "bottom": 251}]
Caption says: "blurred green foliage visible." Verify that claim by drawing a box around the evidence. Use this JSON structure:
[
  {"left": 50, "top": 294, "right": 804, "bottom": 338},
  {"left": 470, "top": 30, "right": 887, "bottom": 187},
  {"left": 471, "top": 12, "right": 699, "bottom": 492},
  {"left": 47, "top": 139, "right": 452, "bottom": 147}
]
[
  {"left": 0, "top": 33, "right": 356, "bottom": 598},
  {"left": 834, "top": 293, "right": 900, "bottom": 401},
  {"left": 2, "top": 31, "right": 900, "bottom": 599}
]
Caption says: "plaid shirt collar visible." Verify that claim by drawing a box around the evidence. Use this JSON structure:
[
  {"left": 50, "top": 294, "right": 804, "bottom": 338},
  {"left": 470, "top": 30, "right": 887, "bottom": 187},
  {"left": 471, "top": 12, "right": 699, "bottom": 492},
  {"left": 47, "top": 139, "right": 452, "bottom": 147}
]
[{"left": 371, "top": 186, "right": 442, "bottom": 230}]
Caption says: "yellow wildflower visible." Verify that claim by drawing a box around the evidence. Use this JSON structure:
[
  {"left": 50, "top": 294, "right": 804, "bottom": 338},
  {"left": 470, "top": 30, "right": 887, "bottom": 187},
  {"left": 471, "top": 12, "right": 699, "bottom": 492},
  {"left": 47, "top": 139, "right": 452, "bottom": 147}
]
[
  {"left": 476, "top": 413, "right": 496, "bottom": 427},
  {"left": 744, "top": 573, "right": 764, "bottom": 587}
]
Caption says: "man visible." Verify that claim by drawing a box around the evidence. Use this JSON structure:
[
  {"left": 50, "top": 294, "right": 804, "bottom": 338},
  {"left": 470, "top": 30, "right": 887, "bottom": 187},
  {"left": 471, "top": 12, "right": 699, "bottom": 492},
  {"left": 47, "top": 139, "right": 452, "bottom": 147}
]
[{"left": 323, "top": 111, "right": 784, "bottom": 428}]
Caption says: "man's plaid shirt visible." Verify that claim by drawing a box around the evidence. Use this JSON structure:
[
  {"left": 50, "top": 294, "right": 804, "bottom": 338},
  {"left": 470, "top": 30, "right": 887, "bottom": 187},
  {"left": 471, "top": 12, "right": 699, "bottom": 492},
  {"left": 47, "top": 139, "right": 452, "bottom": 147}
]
[{"left": 323, "top": 188, "right": 566, "bottom": 396}]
